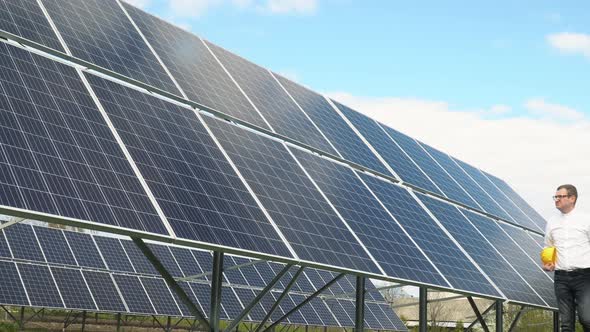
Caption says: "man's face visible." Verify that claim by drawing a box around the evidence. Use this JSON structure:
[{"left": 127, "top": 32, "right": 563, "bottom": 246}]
[{"left": 554, "top": 188, "right": 576, "bottom": 213}]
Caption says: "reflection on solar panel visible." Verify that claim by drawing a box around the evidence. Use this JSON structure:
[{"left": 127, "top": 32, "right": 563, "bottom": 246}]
[
  {"left": 87, "top": 73, "right": 290, "bottom": 257},
  {"left": 464, "top": 211, "right": 555, "bottom": 307},
  {"left": 0, "top": 224, "right": 405, "bottom": 329},
  {"left": 204, "top": 115, "right": 379, "bottom": 274},
  {"left": 359, "top": 174, "right": 500, "bottom": 298},
  {"left": 291, "top": 148, "right": 448, "bottom": 286},
  {"left": 417, "top": 194, "right": 546, "bottom": 307},
  {"left": 122, "top": 3, "right": 269, "bottom": 130},
  {"left": 498, "top": 223, "right": 553, "bottom": 280},
  {"left": 275, "top": 75, "right": 390, "bottom": 175},
  {"left": 40, "top": 0, "right": 180, "bottom": 95},
  {"left": 205, "top": 41, "right": 337, "bottom": 155}
]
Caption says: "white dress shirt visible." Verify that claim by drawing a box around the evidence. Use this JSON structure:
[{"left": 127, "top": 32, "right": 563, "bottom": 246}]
[{"left": 545, "top": 208, "right": 590, "bottom": 270}]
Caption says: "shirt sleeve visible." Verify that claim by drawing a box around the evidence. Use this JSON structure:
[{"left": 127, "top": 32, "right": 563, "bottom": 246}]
[{"left": 544, "top": 222, "right": 553, "bottom": 247}]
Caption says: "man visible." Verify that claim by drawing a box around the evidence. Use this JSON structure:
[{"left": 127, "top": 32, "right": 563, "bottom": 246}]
[{"left": 544, "top": 184, "right": 590, "bottom": 331}]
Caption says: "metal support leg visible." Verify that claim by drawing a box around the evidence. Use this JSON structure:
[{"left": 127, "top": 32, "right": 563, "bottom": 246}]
[
  {"left": 167, "top": 316, "right": 172, "bottom": 332},
  {"left": 117, "top": 313, "right": 122, "bottom": 332},
  {"left": 495, "top": 301, "right": 502, "bottom": 332},
  {"left": 553, "top": 311, "right": 559, "bottom": 332},
  {"left": 355, "top": 276, "right": 365, "bottom": 332},
  {"left": 467, "top": 297, "right": 490, "bottom": 332},
  {"left": 507, "top": 306, "right": 525, "bottom": 332},
  {"left": 419, "top": 287, "right": 427, "bottom": 332},
  {"left": 81, "top": 311, "right": 87, "bottom": 332},
  {"left": 19, "top": 306, "right": 25, "bottom": 330},
  {"left": 210, "top": 251, "right": 224, "bottom": 332}
]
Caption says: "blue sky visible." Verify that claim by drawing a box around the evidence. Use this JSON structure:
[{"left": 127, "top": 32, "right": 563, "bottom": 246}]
[{"left": 126, "top": 0, "right": 590, "bottom": 218}]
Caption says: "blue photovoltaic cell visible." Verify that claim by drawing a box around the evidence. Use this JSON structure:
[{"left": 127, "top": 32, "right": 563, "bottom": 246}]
[
  {"left": 325, "top": 299, "right": 353, "bottom": 327},
  {"left": 224, "top": 256, "right": 249, "bottom": 285},
  {"left": 453, "top": 158, "right": 540, "bottom": 231},
  {"left": 0, "top": 231, "right": 10, "bottom": 258},
  {"left": 148, "top": 243, "right": 183, "bottom": 278},
  {"left": 4, "top": 223, "right": 45, "bottom": 261},
  {"left": 278, "top": 294, "right": 307, "bottom": 325},
  {"left": 33, "top": 226, "right": 77, "bottom": 266},
  {"left": 94, "top": 237, "right": 135, "bottom": 273},
  {"left": 464, "top": 210, "right": 555, "bottom": 307},
  {"left": 140, "top": 277, "right": 181, "bottom": 316},
  {"left": 82, "top": 271, "right": 127, "bottom": 312},
  {"left": 51, "top": 267, "right": 97, "bottom": 310},
  {"left": 0, "top": 42, "right": 165, "bottom": 233},
  {"left": 359, "top": 173, "right": 500, "bottom": 297},
  {"left": 87, "top": 74, "right": 290, "bottom": 257},
  {"left": 221, "top": 287, "right": 243, "bottom": 320},
  {"left": 309, "top": 298, "right": 338, "bottom": 326},
  {"left": 41, "top": 0, "right": 179, "bottom": 95},
  {"left": 232, "top": 288, "right": 266, "bottom": 321},
  {"left": 419, "top": 142, "right": 513, "bottom": 222},
  {"left": 121, "top": 240, "right": 158, "bottom": 275},
  {"left": 380, "top": 124, "right": 480, "bottom": 209},
  {"left": 204, "top": 115, "right": 379, "bottom": 274},
  {"left": 205, "top": 42, "right": 337, "bottom": 155},
  {"left": 169, "top": 247, "right": 202, "bottom": 277},
  {"left": 191, "top": 250, "right": 213, "bottom": 280},
  {"left": 272, "top": 77, "right": 389, "bottom": 175},
  {"left": 17, "top": 263, "right": 64, "bottom": 308},
  {"left": 292, "top": 148, "right": 448, "bottom": 286},
  {"left": 122, "top": 4, "right": 269, "bottom": 130},
  {"left": 113, "top": 274, "right": 155, "bottom": 314},
  {"left": 64, "top": 231, "right": 105, "bottom": 269},
  {"left": 483, "top": 171, "right": 547, "bottom": 230},
  {"left": 0, "top": 261, "right": 29, "bottom": 306},
  {"left": 334, "top": 100, "right": 441, "bottom": 194},
  {"left": 417, "top": 193, "right": 547, "bottom": 307},
  {"left": 0, "top": 0, "right": 64, "bottom": 51},
  {"left": 233, "top": 257, "right": 265, "bottom": 287},
  {"left": 173, "top": 281, "right": 200, "bottom": 316},
  {"left": 189, "top": 283, "right": 212, "bottom": 318},
  {"left": 291, "top": 293, "right": 324, "bottom": 326},
  {"left": 498, "top": 223, "right": 546, "bottom": 264}
]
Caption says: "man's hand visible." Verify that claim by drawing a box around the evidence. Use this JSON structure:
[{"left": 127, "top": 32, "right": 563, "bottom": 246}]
[{"left": 543, "top": 262, "right": 555, "bottom": 272}]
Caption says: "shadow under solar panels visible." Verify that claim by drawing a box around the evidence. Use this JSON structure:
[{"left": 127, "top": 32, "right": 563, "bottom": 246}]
[
  {"left": 417, "top": 193, "right": 547, "bottom": 307},
  {"left": 203, "top": 115, "right": 380, "bottom": 274},
  {"left": 290, "top": 147, "right": 448, "bottom": 287}
]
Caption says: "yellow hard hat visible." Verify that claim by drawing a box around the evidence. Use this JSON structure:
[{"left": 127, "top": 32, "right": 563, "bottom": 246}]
[{"left": 541, "top": 247, "right": 556, "bottom": 264}]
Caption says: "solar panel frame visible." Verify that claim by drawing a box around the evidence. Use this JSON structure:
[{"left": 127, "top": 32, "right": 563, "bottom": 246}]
[
  {"left": 0, "top": 260, "right": 30, "bottom": 306},
  {"left": 17, "top": 262, "right": 64, "bottom": 308},
  {"left": 33, "top": 226, "right": 77, "bottom": 266},
  {"left": 82, "top": 270, "right": 128, "bottom": 312},
  {"left": 51, "top": 266, "right": 98, "bottom": 310}
]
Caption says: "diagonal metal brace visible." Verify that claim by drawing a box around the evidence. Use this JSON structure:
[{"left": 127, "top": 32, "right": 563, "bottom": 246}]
[
  {"left": 255, "top": 266, "right": 305, "bottom": 332},
  {"left": 132, "top": 237, "right": 210, "bottom": 330},
  {"left": 466, "top": 301, "right": 495, "bottom": 331},
  {"left": 507, "top": 305, "right": 525, "bottom": 332},
  {"left": 0, "top": 218, "right": 25, "bottom": 230},
  {"left": 263, "top": 273, "right": 345, "bottom": 332},
  {"left": 225, "top": 264, "right": 294, "bottom": 332},
  {"left": 467, "top": 297, "right": 490, "bottom": 332}
]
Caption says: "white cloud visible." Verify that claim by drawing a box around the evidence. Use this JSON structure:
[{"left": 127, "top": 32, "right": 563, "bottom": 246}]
[
  {"left": 122, "top": 0, "right": 151, "bottom": 8},
  {"left": 327, "top": 93, "right": 590, "bottom": 219},
  {"left": 168, "top": 0, "right": 222, "bottom": 17},
  {"left": 264, "top": 0, "right": 317, "bottom": 14},
  {"left": 547, "top": 32, "right": 590, "bottom": 58},
  {"left": 525, "top": 98, "right": 584, "bottom": 122}
]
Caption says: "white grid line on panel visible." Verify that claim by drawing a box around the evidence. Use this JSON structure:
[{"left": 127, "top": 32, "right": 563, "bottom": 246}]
[{"left": 109, "top": 272, "right": 131, "bottom": 313}]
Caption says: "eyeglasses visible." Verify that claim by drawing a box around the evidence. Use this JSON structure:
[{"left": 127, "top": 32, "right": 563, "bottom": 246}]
[{"left": 553, "top": 195, "right": 571, "bottom": 201}]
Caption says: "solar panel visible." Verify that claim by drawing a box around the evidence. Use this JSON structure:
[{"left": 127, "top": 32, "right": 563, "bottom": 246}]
[
  {"left": 87, "top": 73, "right": 291, "bottom": 257},
  {"left": 497, "top": 223, "right": 553, "bottom": 280},
  {"left": 40, "top": 0, "right": 180, "bottom": 95},
  {"left": 0, "top": 231, "right": 10, "bottom": 258},
  {"left": 0, "top": 42, "right": 165, "bottom": 233},
  {"left": 168, "top": 246, "right": 202, "bottom": 277},
  {"left": 82, "top": 270, "right": 127, "bottom": 312},
  {"left": 0, "top": 0, "right": 64, "bottom": 51},
  {"left": 334, "top": 101, "right": 442, "bottom": 194},
  {"left": 121, "top": 3, "right": 269, "bottom": 130},
  {"left": 3, "top": 223, "right": 45, "bottom": 261},
  {"left": 205, "top": 41, "right": 337, "bottom": 155},
  {"left": 64, "top": 231, "right": 106, "bottom": 269},
  {"left": 94, "top": 236, "right": 135, "bottom": 273},
  {"left": 17, "top": 263, "right": 64, "bottom": 308},
  {"left": 0, "top": 261, "right": 29, "bottom": 306},
  {"left": 148, "top": 243, "right": 184, "bottom": 278},
  {"left": 121, "top": 240, "right": 158, "bottom": 275},
  {"left": 51, "top": 267, "right": 97, "bottom": 310},
  {"left": 482, "top": 171, "right": 547, "bottom": 230},
  {"left": 204, "top": 115, "right": 379, "bottom": 274},
  {"left": 33, "top": 226, "right": 77, "bottom": 266},
  {"left": 112, "top": 274, "right": 155, "bottom": 314},
  {"left": 140, "top": 277, "right": 181, "bottom": 316},
  {"left": 417, "top": 193, "right": 547, "bottom": 307},
  {"left": 453, "top": 158, "right": 541, "bottom": 231},
  {"left": 380, "top": 124, "right": 480, "bottom": 209},
  {"left": 418, "top": 143, "right": 512, "bottom": 221},
  {"left": 359, "top": 173, "right": 500, "bottom": 297},
  {"left": 291, "top": 148, "right": 448, "bottom": 286},
  {"left": 464, "top": 211, "right": 555, "bottom": 307}
]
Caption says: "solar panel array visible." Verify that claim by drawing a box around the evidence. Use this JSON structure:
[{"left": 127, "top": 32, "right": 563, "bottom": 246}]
[
  {"left": 0, "top": 223, "right": 406, "bottom": 331},
  {"left": 0, "top": 0, "right": 552, "bottom": 312}
]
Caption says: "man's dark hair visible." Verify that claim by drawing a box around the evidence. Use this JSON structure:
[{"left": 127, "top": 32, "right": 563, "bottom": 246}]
[{"left": 557, "top": 184, "right": 578, "bottom": 205}]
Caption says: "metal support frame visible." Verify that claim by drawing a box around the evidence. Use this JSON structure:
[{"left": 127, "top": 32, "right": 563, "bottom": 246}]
[
  {"left": 507, "top": 305, "right": 525, "bottom": 332},
  {"left": 467, "top": 297, "right": 490, "bottom": 332},
  {"left": 225, "top": 264, "right": 294, "bottom": 332},
  {"left": 419, "top": 287, "right": 427, "bottom": 332},
  {"left": 210, "top": 251, "right": 224, "bottom": 332},
  {"left": 495, "top": 301, "right": 503, "bottom": 332},
  {"left": 132, "top": 237, "right": 210, "bottom": 330},
  {"left": 81, "top": 311, "right": 87, "bottom": 332},
  {"left": 553, "top": 311, "right": 559, "bottom": 332},
  {"left": 117, "top": 313, "right": 123, "bottom": 332},
  {"left": 178, "top": 259, "right": 266, "bottom": 282},
  {"left": 263, "top": 273, "right": 345, "bottom": 332},
  {"left": 466, "top": 302, "right": 495, "bottom": 331},
  {"left": 0, "top": 217, "right": 24, "bottom": 230},
  {"left": 255, "top": 267, "right": 305, "bottom": 332},
  {"left": 355, "top": 275, "right": 366, "bottom": 332}
]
